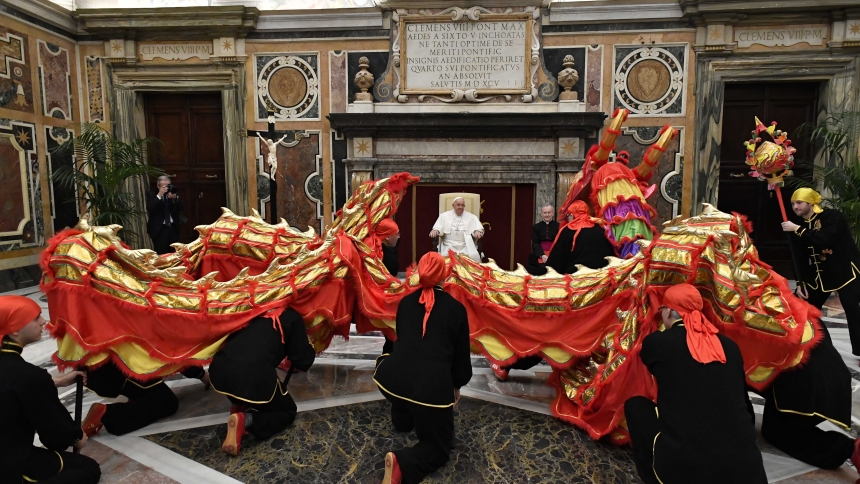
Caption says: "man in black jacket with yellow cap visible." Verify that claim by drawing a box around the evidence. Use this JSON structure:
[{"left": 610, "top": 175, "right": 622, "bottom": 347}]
[{"left": 782, "top": 187, "right": 860, "bottom": 356}]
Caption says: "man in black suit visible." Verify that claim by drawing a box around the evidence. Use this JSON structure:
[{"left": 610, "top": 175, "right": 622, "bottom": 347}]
[
  {"left": 374, "top": 252, "right": 472, "bottom": 484},
  {"left": 624, "top": 284, "right": 767, "bottom": 484},
  {"left": 782, "top": 187, "right": 860, "bottom": 357},
  {"left": 146, "top": 175, "right": 183, "bottom": 254},
  {"left": 526, "top": 204, "right": 559, "bottom": 275}
]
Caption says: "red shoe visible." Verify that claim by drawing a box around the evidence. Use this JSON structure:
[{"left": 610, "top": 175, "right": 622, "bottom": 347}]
[
  {"left": 490, "top": 363, "right": 509, "bottom": 382},
  {"left": 82, "top": 403, "right": 107, "bottom": 437},
  {"left": 278, "top": 358, "right": 292, "bottom": 373},
  {"left": 222, "top": 413, "right": 246, "bottom": 456},
  {"left": 851, "top": 438, "right": 860, "bottom": 471},
  {"left": 382, "top": 452, "right": 402, "bottom": 484},
  {"left": 229, "top": 404, "right": 247, "bottom": 415}
]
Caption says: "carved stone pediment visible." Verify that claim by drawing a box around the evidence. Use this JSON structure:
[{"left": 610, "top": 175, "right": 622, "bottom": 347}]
[{"left": 74, "top": 6, "right": 259, "bottom": 40}]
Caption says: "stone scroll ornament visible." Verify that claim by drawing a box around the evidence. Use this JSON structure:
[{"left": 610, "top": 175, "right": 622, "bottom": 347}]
[
  {"left": 745, "top": 117, "right": 796, "bottom": 222},
  {"left": 42, "top": 172, "right": 820, "bottom": 444}
]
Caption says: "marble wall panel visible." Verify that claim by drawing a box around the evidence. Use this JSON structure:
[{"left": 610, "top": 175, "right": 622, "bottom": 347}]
[
  {"left": 586, "top": 45, "right": 602, "bottom": 112},
  {"left": 85, "top": 56, "right": 105, "bottom": 123},
  {"left": 615, "top": 126, "right": 683, "bottom": 227},
  {"left": 37, "top": 40, "right": 73, "bottom": 120},
  {"left": 542, "top": 47, "right": 585, "bottom": 102},
  {"left": 613, "top": 44, "right": 687, "bottom": 117},
  {"left": 0, "top": 28, "right": 33, "bottom": 114},
  {"left": 257, "top": 131, "right": 323, "bottom": 233},
  {"left": 255, "top": 53, "right": 320, "bottom": 122},
  {"left": 347, "top": 51, "right": 389, "bottom": 103},
  {"left": 45, "top": 126, "right": 78, "bottom": 234},
  {"left": 0, "top": 119, "right": 42, "bottom": 251},
  {"left": 328, "top": 50, "right": 347, "bottom": 114}
]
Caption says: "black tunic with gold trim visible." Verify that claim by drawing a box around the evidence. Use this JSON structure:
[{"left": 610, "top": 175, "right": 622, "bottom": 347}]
[
  {"left": 374, "top": 289, "right": 472, "bottom": 407},
  {"left": 0, "top": 340, "right": 87, "bottom": 481},
  {"left": 789, "top": 209, "right": 860, "bottom": 292},
  {"left": 209, "top": 309, "right": 315, "bottom": 403},
  {"left": 545, "top": 225, "right": 616, "bottom": 275}
]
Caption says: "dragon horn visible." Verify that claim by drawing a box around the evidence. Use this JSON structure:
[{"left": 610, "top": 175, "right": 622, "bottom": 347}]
[
  {"left": 635, "top": 125, "right": 677, "bottom": 181},
  {"left": 592, "top": 108, "right": 628, "bottom": 167}
]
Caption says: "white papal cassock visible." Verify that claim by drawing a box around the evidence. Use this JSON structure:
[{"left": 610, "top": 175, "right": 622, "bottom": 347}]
[{"left": 432, "top": 209, "right": 483, "bottom": 262}]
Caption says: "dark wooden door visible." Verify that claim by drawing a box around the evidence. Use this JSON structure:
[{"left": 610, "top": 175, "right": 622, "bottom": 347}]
[
  {"left": 396, "top": 184, "right": 535, "bottom": 272},
  {"left": 719, "top": 82, "right": 818, "bottom": 277},
  {"left": 144, "top": 92, "right": 226, "bottom": 243}
]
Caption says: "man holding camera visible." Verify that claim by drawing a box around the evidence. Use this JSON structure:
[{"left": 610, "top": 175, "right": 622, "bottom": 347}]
[{"left": 146, "top": 175, "right": 184, "bottom": 255}]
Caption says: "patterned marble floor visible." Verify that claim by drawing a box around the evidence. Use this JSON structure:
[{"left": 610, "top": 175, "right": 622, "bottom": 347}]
[{"left": 6, "top": 283, "right": 860, "bottom": 483}]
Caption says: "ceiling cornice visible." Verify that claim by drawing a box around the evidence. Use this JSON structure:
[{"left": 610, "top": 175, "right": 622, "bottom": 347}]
[{"left": 74, "top": 6, "right": 259, "bottom": 40}]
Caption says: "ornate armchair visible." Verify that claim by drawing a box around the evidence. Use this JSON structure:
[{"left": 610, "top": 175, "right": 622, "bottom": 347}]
[{"left": 432, "top": 192, "right": 484, "bottom": 262}]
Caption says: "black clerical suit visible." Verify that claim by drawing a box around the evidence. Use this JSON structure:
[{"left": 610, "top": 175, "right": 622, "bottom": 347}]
[
  {"left": 758, "top": 327, "right": 855, "bottom": 469},
  {"left": 209, "top": 308, "right": 316, "bottom": 440},
  {"left": 146, "top": 189, "right": 184, "bottom": 255},
  {"left": 625, "top": 323, "right": 767, "bottom": 484},
  {"left": 789, "top": 208, "right": 860, "bottom": 355},
  {"left": 86, "top": 361, "right": 179, "bottom": 435},
  {"left": 545, "top": 225, "right": 616, "bottom": 275},
  {"left": 0, "top": 339, "right": 101, "bottom": 484},
  {"left": 374, "top": 289, "right": 473, "bottom": 484},
  {"left": 526, "top": 220, "right": 559, "bottom": 274}
]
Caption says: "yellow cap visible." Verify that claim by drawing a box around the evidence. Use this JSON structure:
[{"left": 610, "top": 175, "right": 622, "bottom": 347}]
[{"left": 790, "top": 188, "right": 824, "bottom": 214}]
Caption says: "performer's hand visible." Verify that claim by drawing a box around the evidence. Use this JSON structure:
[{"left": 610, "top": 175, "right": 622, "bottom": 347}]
[
  {"left": 158, "top": 185, "right": 169, "bottom": 197},
  {"left": 795, "top": 284, "right": 809, "bottom": 300},
  {"left": 473, "top": 230, "right": 483, "bottom": 240},
  {"left": 429, "top": 230, "right": 439, "bottom": 238},
  {"left": 540, "top": 255, "right": 548, "bottom": 263},
  {"left": 74, "top": 433, "right": 88, "bottom": 450},
  {"left": 453, "top": 388, "right": 461, "bottom": 407},
  {"left": 781, "top": 221, "right": 800, "bottom": 232},
  {"left": 53, "top": 370, "right": 86, "bottom": 388}
]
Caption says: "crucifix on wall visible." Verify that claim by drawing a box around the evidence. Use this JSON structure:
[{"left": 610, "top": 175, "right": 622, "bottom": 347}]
[{"left": 247, "top": 110, "right": 287, "bottom": 225}]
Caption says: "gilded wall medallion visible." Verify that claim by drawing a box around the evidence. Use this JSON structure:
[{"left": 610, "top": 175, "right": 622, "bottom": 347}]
[
  {"left": 613, "top": 45, "right": 686, "bottom": 117},
  {"left": 255, "top": 53, "right": 320, "bottom": 121}
]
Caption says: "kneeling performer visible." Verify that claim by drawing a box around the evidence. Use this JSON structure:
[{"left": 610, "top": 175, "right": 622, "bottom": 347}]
[
  {"left": 209, "top": 308, "right": 316, "bottom": 455},
  {"left": 374, "top": 252, "right": 473, "bottom": 484},
  {"left": 624, "top": 284, "right": 766, "bottom": 484}
]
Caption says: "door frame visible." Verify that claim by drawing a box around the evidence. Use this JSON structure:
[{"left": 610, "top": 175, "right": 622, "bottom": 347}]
[
  {"left": 691, "top": 53, "right": 860, "bottom": 213},
  {"left": 105, "top": 62, "right": 250, "bottom": 249}
]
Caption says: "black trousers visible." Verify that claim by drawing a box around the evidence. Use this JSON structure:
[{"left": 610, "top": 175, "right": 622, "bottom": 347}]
[
  {"left": 22, "top": 447, "right": 101, "bottom": 484},
  {"left": 228, "top": 390, "right": 297, "bottom": 441},
  {"left": 624, "top": 396, "right": 660, "bottom": 484},
  {"left": 806, "top": 279, "right": 860, "bottom": 355},
  {"left": 761, "top": 395, "right": 854, "bottom": 469},
  {"left": 382, "top": 391, "right": 454, "bottom": 484},
  {"left": 86, "top": 364, "right": 179, "bottom": 435},
  {"left": 502, "top": 355, "right": 543, "bottom": 371},
  {"left": 151, "top": 223, "right": 179, "bottom": 255}
]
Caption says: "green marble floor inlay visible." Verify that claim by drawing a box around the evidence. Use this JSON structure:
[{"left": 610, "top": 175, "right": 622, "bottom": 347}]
[{"left": 144, "top": 397, "right": 642, "bottom": 484}]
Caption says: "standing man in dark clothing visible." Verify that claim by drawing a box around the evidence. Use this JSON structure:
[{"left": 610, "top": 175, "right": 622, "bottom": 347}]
[
  {"left": 209, "top": 308, "right": 316, "bottom": 455},
  {"left": 782, "top": 187, "right": 860, "bottom": 357},
  {"left": 624, "top": 284, "right": 767, "bottom": 484},
  {"left": 491, "top": 200, "right": 615, "bottom": 380},
  {"left": 374, "top": 252, "right": 473, "bottom": 484},
  {"left": 146, "top": 175, "right": 184, "bottom": 254},
  {"left": 0, "top": 295, "right": 101, "bottom": 484},
  {"left": 526, "top": 204, "right": 559, "bottom": 275}
]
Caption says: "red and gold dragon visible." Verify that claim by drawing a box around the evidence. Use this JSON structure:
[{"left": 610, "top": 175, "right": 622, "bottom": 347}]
[{"left": 41, "top": 111, "right": 821, "bottom": 445}]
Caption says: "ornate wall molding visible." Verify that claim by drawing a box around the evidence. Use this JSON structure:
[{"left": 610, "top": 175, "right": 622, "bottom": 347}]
[
  {"left": 255, "top": 53, "right": 320, "bottom": 122},
  {"left": 37, "top": 40, "right": 73, "bottom": 120},
  {"left": 613, "top": 44, "right": 687, "bottom": 117},
  {"left": 0, "top": 118, "right": 41, "bottom": 250}
]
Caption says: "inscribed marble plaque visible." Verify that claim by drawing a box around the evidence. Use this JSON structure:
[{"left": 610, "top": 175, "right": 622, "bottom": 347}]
[
  {"left": 734, "top": 27, "right": 827, "bottom": 48},
  {"left": 401, "top": 15, "right": 530, "bottom": 94},
  {"left": 139, "top": 43, "right": 212, "bottom": 61}
]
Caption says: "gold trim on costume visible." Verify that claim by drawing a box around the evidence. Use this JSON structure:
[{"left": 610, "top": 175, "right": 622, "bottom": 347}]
[
  {"left": 772, "top": 386, "right": 851, "bottom": 430},
  {"left": 652, "top": 431, "right": 665, "bottom": 484},
  {"left": 55, "top": 451, "right": 64, "bottom": 473},
  {"left": 373, "top": 360, "right": 454, "bottom": 408},
  {"left": 210, "top": 377, "right": 287, "bottom": 405}
]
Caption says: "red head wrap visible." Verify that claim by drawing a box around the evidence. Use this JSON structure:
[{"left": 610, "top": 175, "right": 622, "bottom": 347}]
[
  {"left": 0, "top": 295, "right": 41, "bottom": 338},
  {"left": 417, "top": 252, "right": 447, "bottom": 337},
  {"left": 547, "top": 200, "right": 598, "bottom": 256},
  {"left": 377, "top": 219, "right": 399, "bottom": 238},
  {"left": 663, "top": 284, "right": 726, "bottom": 364}
]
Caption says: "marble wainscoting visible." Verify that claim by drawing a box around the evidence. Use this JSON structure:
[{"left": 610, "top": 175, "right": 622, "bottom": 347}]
[{"left": 144, "top": 397, "right": 642, "bottom": 484}]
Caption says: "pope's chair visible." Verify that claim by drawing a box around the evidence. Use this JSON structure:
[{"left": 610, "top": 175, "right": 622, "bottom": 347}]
[{"left": 433, "top": 192, "right": 484, "bottom": 262}]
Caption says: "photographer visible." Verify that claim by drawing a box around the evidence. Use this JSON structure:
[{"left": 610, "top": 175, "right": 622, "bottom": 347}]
[{"left": 146, "top": 175, "right": 183, "bottom": 255}]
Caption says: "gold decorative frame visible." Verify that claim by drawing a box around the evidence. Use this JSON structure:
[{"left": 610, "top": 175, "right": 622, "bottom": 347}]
[
  {"left": 0, "top": 132, "right": 31, "bottom": 238},
  {"left": 398, "top": 12, "right": 533, "bottom": 97}
]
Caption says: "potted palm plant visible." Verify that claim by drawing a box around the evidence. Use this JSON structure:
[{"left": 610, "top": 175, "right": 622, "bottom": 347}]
[
  {"left": 787, "top": 111, "right": 860, "bottom": 245},
  {"left": 51, "top": 123, "right": 163, "bottom": 246}
]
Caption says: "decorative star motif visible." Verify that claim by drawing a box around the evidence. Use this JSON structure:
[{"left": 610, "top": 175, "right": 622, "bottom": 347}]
[
  {"left": 709, "top": 27, "right": 723, "bottom": 41},
  {"left": 356, "top": 140, "right": 370, "bottom": 155},
  {"left": 222, "top": 39, "right": 233, "bottom": 51},
  {"left": 111, "top": 41, "right": 122, "bottom": 53},
  {"left": 850, "top": 22, "right": 860, "bottom": 36},
  {"left": 561, "top": 140, "right": 576, "bottom": 154},
  {"left": 15, "top": 129, "right": 30, "bottom": 146}
]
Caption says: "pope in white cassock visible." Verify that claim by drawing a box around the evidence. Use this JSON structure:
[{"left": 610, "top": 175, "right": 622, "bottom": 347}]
[{"left": 429, "top": 197, "right": 484, "bottom": 262}]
